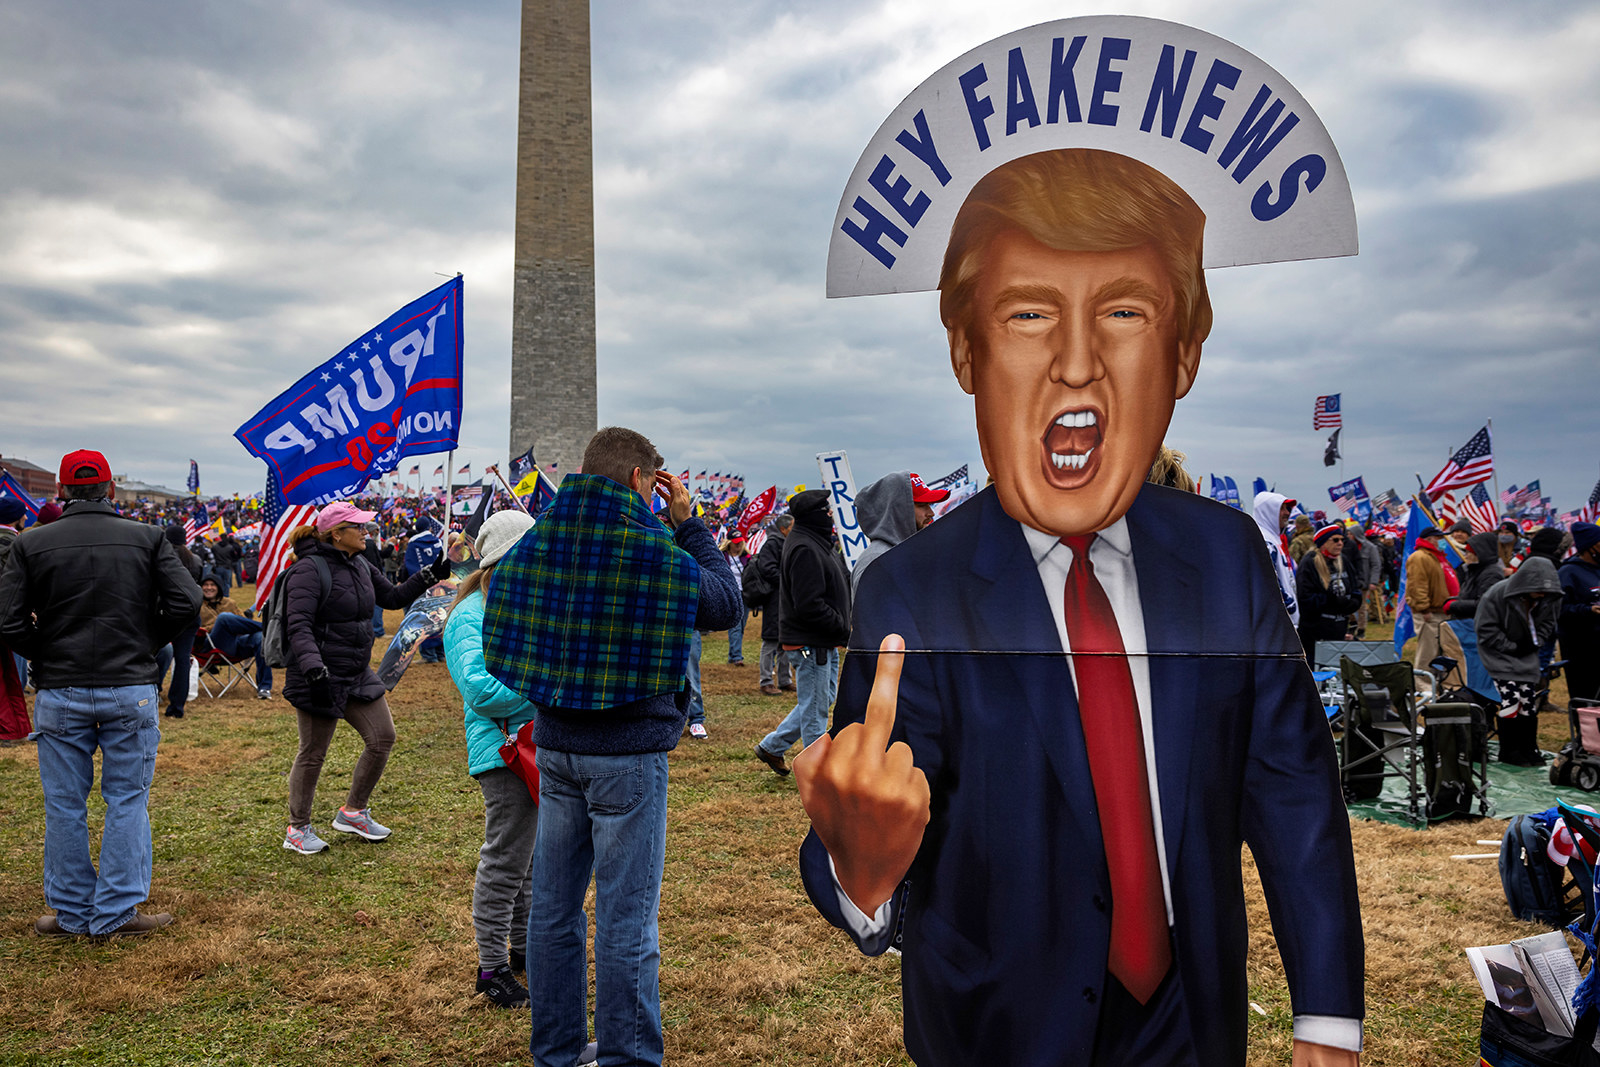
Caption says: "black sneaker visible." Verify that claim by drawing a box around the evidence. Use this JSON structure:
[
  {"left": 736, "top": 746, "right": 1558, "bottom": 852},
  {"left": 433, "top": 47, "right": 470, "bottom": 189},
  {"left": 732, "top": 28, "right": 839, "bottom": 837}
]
[{"left": 476, "top": 965, "right": 528, "bottom": 1008}]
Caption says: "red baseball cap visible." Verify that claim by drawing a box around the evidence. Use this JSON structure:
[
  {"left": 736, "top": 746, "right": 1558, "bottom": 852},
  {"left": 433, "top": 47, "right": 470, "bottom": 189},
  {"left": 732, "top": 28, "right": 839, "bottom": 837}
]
[
  {"left": 58, "top": 449, "right": 112, "bottom": 485},
  {"left": 908, "top": 472, "right": 949, "bottom": 504}
]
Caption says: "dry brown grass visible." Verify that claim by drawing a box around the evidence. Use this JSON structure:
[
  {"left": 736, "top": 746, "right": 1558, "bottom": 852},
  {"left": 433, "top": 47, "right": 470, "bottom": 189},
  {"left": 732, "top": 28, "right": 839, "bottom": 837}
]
[{"left": 0, "top": 604, "right": 1585, "bottom": 1064}]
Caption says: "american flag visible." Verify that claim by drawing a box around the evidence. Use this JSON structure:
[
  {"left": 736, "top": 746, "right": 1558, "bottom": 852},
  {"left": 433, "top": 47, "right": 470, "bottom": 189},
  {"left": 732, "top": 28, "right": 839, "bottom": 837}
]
[
  {"left": 433, "top": 464, "right": 445, "bottom": 477},
  {"left": 927, "top": 464, "right": 970, "bottom": 492},
  {"left": 1583, "top": 476, "right": 1600, "bottom": 524},
  {"left": 182, "top": 500, "right": 210, "bottom": 544},
  {"left": 1312, "top": 394, "right": 1342, "bottom": 430},
  {"left": 1423, "top": 426, "right": 1494, "bottom": 498},
  {"left": 1462, "top": 482, "right": 1498, "bottom": 533},
  {"left": 253, "top": 469, "right": 318, "bottom": 610},
  {"left": 457, "top": 463, "right": 471, "bottom": 476},
  {"left": 1426, "top": 489, "right": 1457, "bottom": 527},
  {"left": 408, "top": 464, "right": 421, "bottom": 476}
]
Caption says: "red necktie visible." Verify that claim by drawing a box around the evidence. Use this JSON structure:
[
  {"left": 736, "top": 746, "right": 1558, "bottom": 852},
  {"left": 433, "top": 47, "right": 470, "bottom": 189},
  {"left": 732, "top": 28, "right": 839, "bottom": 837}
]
[{"left": 1060, "top": 533, "right": 1172, "bottom": 1004}]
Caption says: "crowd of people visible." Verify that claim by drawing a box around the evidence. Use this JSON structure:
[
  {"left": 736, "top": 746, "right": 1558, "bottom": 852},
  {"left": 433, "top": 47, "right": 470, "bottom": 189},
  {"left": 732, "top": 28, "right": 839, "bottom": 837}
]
[{"left": 1, "top": 435, "right": 1597, "bottom": 1066}]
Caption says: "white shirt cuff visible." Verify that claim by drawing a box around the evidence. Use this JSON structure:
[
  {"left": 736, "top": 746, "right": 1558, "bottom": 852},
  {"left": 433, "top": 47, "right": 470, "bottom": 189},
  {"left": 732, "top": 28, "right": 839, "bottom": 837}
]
[
  {"left": 1293, "top": 1015, "right": 1363, "bottom": 1053},
  {"left": 829, "top": 855, "right": 895, "bottom": 951}
]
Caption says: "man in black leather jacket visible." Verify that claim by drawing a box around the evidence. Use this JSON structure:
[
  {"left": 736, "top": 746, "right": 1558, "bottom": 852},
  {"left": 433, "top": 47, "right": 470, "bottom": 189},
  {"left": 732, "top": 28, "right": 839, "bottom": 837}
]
[{"left": 0, "top": 449, "right": 201, "bottom": 938}]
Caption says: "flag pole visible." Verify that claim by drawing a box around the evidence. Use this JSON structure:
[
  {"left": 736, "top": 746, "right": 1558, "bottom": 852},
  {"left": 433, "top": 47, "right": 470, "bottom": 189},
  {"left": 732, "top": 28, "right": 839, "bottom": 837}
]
[
  {"left": 443, "top": 449, "right": 454, "bottom": 531},
  {"left": 1487, "top": 417, "right": 1500, "bottom": 514},
  {"left": 491, "top": 465, "right": 533, "bottom": 515}
]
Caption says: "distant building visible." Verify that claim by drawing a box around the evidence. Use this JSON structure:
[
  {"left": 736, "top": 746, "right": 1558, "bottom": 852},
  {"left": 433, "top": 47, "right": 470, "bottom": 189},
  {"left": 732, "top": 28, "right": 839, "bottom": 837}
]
[
  {"left": 113, "top": 477, "right": 186, "bottom": 505},
  {"left": 0, "top": 455, "right": 56, "bottom": 499}
]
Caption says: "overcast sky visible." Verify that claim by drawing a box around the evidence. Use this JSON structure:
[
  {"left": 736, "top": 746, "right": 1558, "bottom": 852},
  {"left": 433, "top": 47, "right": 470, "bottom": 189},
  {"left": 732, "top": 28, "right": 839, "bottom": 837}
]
[{"left": 2, "top": 0, "right": 1596, "bottom": 514}]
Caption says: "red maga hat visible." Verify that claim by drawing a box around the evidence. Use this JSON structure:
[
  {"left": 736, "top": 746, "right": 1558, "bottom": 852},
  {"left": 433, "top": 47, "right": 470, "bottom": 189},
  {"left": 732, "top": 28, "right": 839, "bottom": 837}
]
[
  {"left": 58, "top": 449, "right": 112, "bottom": 485},
  {"left": 908, "top": 472, "right": 949, "bottom": 505}
]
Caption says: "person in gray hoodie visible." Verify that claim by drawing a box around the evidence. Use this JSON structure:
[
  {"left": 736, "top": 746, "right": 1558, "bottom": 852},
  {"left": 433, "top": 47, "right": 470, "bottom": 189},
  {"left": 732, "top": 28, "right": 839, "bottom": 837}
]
[
  {"left": 850, "top": 471, "right": 948, "bottom": 602},
  {"left": 1475, "top": 556, "right": 1562, "bottom": 765}
]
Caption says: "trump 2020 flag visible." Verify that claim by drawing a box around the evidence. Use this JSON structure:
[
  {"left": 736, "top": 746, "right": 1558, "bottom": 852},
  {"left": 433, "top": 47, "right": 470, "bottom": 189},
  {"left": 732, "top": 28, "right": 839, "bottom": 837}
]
[{"left": 234, "top": 277, "right": 464, "bottom": 505}]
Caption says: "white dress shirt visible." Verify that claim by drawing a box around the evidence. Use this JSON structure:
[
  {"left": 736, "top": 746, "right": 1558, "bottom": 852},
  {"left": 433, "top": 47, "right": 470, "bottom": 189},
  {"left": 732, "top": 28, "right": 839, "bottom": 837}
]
[{"left": 831, "top": 516, "right": 1361, "bottom": 1053}]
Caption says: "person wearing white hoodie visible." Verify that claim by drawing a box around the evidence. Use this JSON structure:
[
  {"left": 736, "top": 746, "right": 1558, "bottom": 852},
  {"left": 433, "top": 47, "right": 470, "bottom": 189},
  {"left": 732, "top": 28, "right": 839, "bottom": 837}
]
[{"left": 1251, "top": 491, "right": 1300, "bottom": 629}]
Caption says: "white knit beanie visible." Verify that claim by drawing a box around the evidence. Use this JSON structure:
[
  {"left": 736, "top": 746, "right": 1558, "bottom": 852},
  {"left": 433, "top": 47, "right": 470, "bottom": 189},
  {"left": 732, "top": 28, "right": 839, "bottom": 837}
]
[{"left": 475, "top": 511, "right": 536, "bottom": 567}]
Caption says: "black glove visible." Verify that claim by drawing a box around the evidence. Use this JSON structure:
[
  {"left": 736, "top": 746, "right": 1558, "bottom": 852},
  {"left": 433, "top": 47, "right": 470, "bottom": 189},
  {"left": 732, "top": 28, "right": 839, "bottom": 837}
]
[
  {"left": 429, "top": 551, "right": 453, "bottom": 582},
  {"left": 305, "top": 666, "right": 333, "bottom": 710}
]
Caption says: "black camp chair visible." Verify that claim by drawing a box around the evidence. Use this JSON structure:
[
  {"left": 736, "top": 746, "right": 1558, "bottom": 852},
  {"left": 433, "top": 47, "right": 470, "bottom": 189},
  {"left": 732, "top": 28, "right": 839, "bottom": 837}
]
[
  {"left": 1337, "top": 656, "right": 1426, "bottom": 826},
  {"left": 1414, "top": 656, "right": 1492, "bottom": 820}
]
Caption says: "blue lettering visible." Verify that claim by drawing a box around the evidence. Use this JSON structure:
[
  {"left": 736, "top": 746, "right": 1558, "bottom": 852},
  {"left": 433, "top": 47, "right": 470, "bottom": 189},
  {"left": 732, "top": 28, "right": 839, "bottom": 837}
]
[
  {"left": 1180, "top": 58, "right": 1241, "bottom": 154},
  {"left": 1087, "top": 37, "right": 1131, "bottom": 127},
  {"left": 1005, "top": 47, "right": 1041, "bottom": 135},
  {"left": 1045, "top": 35, "right": 1087, "bottom": 123},
  {"left": 1218, "top": 84, "right": 1300, "bottom": 182},
  {"left": 1251, "top": 153, "right": 1326, "bottom": 221},
  {"left": 867, "top": 154, "right": 930, "bottom": 228},
  {"left": 820, "top": 455, "right": 845, "bottom": 478},
  {"left": 1140, "top": 45, "right": 1196, "bottom": 137},
  {"left": 959, "top": 63, "right": 995, "bottom": 150},
  {"left": 894, "top": 110, "right": 952, "bottom": 186},
  {"left": 840, "top": 197, "right": 909, "bottom": 268}
]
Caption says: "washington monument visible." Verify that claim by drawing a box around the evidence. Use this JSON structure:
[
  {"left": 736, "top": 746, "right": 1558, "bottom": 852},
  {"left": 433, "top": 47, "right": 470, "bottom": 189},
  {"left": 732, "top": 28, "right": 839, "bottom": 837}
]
[{"left": 510, "top": 0, "right": 597, "bottom": 478}]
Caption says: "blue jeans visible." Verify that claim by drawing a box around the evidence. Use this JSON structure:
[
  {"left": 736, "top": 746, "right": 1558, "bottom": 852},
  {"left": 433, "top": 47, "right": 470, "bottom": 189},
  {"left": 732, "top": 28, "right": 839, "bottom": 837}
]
[
  {"left": 726, "top": 611, "right": 745, "bottom": 663},
  {"left": 372, "top": 603, "right": 385, "bottom": 635},
  {"left": 685, "top": 631, "right": 705, "bottom": 727},
  {"left": 527, "top": 750, "right": 669, "bottom": 1067},
  {"left": 208, "top": 612, "right": 272, "bottom": 690},
  {"left": 154, "top": 621, "right": 199, "bottom": 713},
  {"left": 758, "top": 647, "right": 839, "bottom": 757},
  {"left": 33, "top": 685, "right": 161, "bottom": 934}
]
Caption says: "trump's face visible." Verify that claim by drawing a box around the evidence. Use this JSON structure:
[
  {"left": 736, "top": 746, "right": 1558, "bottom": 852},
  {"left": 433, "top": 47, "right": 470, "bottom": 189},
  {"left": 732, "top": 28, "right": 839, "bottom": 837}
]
[{"left": 949, "top": 227, "right": 1201, "bottom": 538}]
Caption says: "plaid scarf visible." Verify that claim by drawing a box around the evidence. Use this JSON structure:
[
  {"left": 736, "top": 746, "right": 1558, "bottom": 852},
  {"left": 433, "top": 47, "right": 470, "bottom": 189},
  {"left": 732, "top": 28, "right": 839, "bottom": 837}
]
[{"left": 482, "top": 474, "right": 701, "bottom": 711}]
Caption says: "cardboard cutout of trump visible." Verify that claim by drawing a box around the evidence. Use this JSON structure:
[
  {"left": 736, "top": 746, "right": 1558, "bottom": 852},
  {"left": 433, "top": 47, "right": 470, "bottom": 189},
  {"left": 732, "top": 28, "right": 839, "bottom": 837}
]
[{"left": 795, "top": 18, "right": 1364, "bottom": 1067}]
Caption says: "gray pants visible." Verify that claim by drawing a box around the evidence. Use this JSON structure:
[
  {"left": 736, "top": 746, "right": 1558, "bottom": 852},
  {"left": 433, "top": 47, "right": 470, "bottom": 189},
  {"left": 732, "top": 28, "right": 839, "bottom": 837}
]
[
  {"left": 474, "top": 767, "right": 539, "bottom": 970},
  {"left": 759, "top": 638, "right": 794, "bottom": 688},
  {"left": 288, "top": 697, "right": 395, "bottom": 829}
]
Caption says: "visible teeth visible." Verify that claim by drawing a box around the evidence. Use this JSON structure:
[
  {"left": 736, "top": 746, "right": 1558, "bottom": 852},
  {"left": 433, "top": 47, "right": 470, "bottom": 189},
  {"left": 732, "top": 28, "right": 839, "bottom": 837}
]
[
  {"left": 1054, "top": 410, "right": 1099, "bottom": 428},
  {"left": 1050, "top": 447, "right": 1096, "bottom": 471}
]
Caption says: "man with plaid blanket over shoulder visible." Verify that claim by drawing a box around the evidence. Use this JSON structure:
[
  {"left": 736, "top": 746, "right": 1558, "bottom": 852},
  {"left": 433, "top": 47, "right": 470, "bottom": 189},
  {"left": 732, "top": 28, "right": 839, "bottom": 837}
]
[{"left": 482, "top": 426, "right": 740, "bottom": 1067}]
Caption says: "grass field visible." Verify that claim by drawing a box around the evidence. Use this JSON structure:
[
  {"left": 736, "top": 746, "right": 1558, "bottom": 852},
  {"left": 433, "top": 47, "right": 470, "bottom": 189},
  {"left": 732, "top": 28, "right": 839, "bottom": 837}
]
[{"left": 0, "top": 599, "right": 1580, "bottom": 1065}]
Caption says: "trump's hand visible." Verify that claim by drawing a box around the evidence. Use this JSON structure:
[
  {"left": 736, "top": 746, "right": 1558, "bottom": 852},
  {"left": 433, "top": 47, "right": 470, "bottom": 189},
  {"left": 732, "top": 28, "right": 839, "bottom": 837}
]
[
  {"left": 793, "top": 634, "right": 930, "bottom": 916},
  {"left": 1292, "top": 1040, "right": 1358, "bottom": 1067}
]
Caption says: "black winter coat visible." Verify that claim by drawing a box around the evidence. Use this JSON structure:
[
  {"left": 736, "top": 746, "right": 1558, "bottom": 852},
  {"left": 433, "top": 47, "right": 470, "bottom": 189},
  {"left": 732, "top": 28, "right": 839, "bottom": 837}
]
[
  {"left": 778, "top": 508, "right": 851, "bottom": 649},
  {"left": 282, "top": 538, "right": 437, "bottom": 717},
  {"left": 0, "top": 500, "right": 202, "bottom": 687},
  {"left": 748, "top": 532, "right": 786, "bottom": 643},
  {"left": 1295, "top": 552, "right": 1363, "bottom": 648}
]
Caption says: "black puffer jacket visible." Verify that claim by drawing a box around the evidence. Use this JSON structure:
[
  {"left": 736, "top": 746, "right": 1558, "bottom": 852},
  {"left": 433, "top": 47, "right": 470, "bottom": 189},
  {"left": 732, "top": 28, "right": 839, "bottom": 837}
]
[
  {"left": 778, "top": 491, "right": 851, "bottom": 649},
  {"left": 282, "top": 537, "right": 438, "bottom": 717},
  {"left": 0, "top": 500, "right": 202, "bottom": 687},
  {"left": 748, "top": 530, "right": 786, "bottom": 643}
]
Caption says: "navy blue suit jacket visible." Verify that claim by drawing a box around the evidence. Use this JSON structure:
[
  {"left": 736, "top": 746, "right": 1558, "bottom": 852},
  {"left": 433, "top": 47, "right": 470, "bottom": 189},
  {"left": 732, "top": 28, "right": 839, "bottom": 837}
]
[{"left": 800, "top": 484, "right": 1363, "bottom": 1065}]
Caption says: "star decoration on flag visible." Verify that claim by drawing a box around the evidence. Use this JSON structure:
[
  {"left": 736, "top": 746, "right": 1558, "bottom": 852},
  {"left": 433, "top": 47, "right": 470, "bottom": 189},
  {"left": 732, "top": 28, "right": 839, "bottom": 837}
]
[
  {"left": 320, "top": 373, "right": 331, "bottom": 382},
  {"left": 334, "top": 361, "right": 345, "bottom": 371},
  {"left": 361, "top": 341, "right": 370, "bottom": 351}
]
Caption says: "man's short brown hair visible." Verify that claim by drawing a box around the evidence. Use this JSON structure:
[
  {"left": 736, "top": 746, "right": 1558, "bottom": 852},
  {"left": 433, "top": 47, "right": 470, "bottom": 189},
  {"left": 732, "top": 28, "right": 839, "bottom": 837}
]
[
  {"left": 938, "top": 148, "right": 1212, "bottom": 345},
  {"left": 582, "top": 427, "right": 664, "bottom": 489}
]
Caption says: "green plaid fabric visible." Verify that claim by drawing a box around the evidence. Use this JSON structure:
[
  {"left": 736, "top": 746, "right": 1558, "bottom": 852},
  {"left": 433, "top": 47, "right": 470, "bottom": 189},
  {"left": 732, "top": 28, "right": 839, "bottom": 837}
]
[{"left": 482, "top": 474, "right": 701, "bottom": 711}]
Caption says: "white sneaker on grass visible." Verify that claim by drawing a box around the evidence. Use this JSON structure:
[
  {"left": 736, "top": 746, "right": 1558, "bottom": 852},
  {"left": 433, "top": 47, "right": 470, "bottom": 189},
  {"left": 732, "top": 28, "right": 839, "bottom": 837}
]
[
  {"left": 332, "top": 807, "right": 391, "bottom": 841},
  {"left": 688, "top": 723, "right": 708, "bottom": 739},
  {"left": 283, "top": 824, "right": 330, "bottom": 854}
]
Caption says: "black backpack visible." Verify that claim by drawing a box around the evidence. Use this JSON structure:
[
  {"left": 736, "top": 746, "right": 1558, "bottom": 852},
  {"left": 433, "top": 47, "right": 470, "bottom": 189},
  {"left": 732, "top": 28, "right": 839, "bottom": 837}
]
[
  {"left": 261, "top": 555, "right": 331, "bottom": 670},
  {"left": 741, "top": 560, "right": 772, "bottom": 609},
  {"left": 1499, "top": 813, "right": 1579, "bottom": 928}
]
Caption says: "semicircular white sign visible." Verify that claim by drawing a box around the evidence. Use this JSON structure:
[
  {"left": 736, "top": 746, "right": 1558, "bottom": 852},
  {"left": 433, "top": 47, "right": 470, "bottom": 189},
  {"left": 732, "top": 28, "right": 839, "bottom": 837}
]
[{"left": 826, "top": 15, "right": 1356, "bottom": 298}]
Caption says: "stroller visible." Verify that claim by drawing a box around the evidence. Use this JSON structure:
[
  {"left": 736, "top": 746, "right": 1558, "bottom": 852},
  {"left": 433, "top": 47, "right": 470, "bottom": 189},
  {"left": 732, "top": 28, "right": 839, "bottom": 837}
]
[{"left": 1552, "top": 697, "right": 1600, "bottom": 792}]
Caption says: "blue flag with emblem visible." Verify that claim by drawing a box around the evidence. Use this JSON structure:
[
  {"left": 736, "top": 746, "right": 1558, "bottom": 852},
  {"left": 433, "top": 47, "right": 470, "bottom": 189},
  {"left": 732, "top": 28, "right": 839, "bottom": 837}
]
[
  {"left": 234, "top": 277, "right": 464, "bottom": 505},
  {"left": 0, "top": 470, "right": 41, "bottom": 526}
]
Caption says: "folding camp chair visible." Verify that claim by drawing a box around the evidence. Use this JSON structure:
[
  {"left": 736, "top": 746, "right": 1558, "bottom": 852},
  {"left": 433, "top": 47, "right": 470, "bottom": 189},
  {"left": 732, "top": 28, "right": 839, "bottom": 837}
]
[
  {"left": 1413, "top": 656, "right": 1493, "bottom": 820},
  {"left": 1314, "top": 641, "right": 1397, "bottom": 733},
  {"left": 192, "top": 627, "right": 259, "bottom": 700},
  {"left": 1337, "top": 656, "right": 1427, "bottom": 826}
]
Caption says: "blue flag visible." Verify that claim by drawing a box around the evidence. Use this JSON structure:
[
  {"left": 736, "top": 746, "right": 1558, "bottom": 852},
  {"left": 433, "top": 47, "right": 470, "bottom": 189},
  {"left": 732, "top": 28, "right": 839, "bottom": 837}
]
[
  {"left": 0, "top": 470, "right": 41, "bottom": 526},
  {"left": 1392, "top": 503, "right": 1424, "bottom": 661},
  {"left": 234, "top": 277, "right": 464, "bottom": 505},
  {"left": 186, "top": 459, "right": 200, "bottom": 495}
]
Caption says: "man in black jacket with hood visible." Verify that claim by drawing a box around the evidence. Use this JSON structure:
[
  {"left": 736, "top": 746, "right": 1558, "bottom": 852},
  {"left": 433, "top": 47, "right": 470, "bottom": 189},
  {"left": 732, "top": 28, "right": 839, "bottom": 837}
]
[
  {"left": 755, "top": 490, "right": 850, "bottom": 775},
  {"left": 0, "top": 449, "right": 202, "bottom": 937}
]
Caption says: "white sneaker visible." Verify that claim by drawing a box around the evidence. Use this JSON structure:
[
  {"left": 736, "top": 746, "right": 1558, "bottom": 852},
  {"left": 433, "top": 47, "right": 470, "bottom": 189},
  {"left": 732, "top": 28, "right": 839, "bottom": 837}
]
[{"left": 688, "top": 723, "right": 708, "bottom": 739}]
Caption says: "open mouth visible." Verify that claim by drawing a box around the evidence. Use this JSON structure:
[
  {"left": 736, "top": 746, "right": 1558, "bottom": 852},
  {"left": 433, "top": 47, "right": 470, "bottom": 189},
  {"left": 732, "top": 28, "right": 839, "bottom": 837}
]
[{"left": 1040, "top": 407, "right": 1104, "bottom": 489}]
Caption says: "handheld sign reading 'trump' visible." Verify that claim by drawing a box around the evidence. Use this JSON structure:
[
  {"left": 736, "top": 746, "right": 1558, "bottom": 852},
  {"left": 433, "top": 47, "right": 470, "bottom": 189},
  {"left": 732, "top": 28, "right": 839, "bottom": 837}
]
[{"left": 827, "top": 16, "right": 1355, "bottom": 297}]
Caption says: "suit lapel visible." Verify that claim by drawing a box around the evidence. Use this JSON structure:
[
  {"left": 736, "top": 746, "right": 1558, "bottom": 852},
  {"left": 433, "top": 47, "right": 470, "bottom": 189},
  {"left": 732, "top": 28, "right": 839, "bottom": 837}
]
[
  {"left": 1126, "top": 488, "right": 1204, "bottom": 880},
  {"left": 967, "top": 491, "right": 1100, "bottom": 850}
]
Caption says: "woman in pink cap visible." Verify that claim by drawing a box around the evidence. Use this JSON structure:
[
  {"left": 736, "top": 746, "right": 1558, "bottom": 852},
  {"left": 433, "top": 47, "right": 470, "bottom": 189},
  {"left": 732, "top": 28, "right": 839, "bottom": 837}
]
[{"left": 279, "top": 501, "right": 453, "bottom": 854}]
